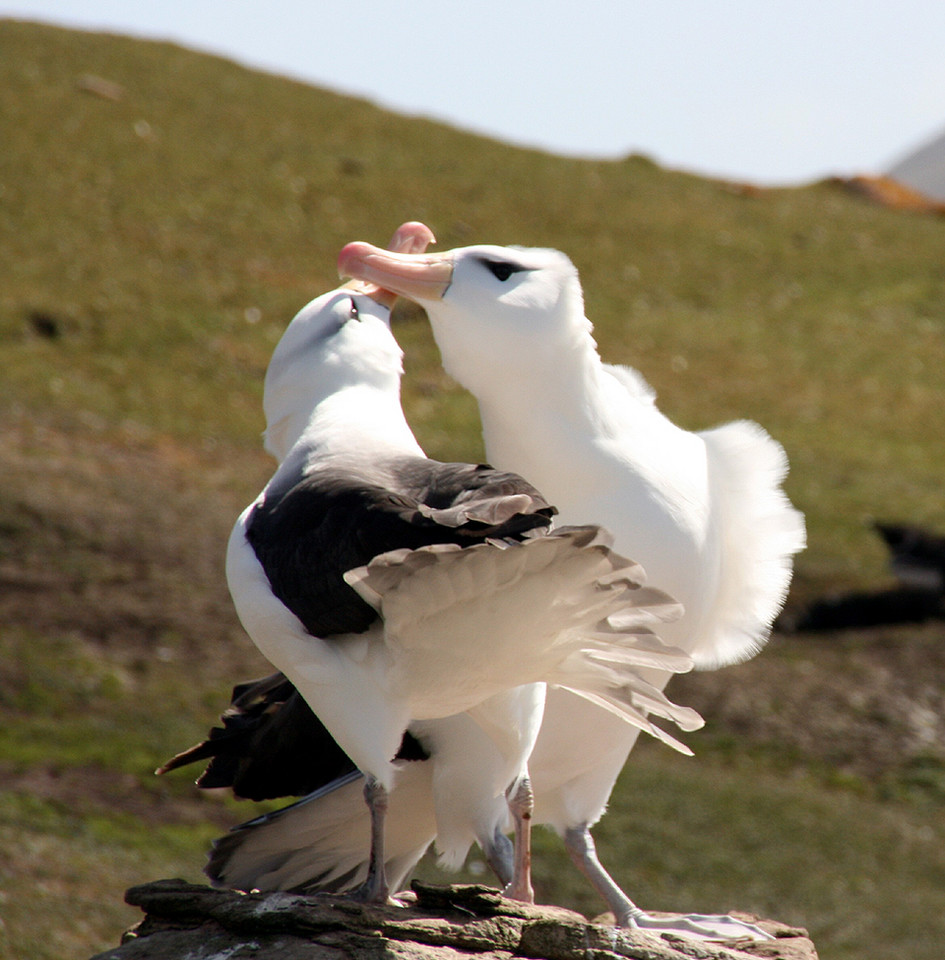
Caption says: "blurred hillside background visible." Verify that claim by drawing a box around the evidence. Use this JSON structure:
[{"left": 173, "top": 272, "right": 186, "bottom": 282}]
[{"left": 1, "top": 20, "right": 944, "bottom": 960}]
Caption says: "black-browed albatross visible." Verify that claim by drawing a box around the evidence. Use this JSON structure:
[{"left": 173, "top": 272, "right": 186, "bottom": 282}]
[
  {"left": 173, "top": 223, "right": 698, "bottom": 905},
  {"left": 337, "top": 233, "right": 806, "bottom": 936}
]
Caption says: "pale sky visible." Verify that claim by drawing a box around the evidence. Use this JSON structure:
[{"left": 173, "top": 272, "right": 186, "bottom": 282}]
[{"left": 5, "top": 0, "right": 945, "bottom": 186}]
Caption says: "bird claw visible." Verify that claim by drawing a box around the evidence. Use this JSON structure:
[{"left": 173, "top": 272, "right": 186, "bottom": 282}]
[
  {"left": 622, "top": 911, "right": 774, "bottom": 942},
  {"left": 349, "top": 883, "right": 408, "bottom": 909}
]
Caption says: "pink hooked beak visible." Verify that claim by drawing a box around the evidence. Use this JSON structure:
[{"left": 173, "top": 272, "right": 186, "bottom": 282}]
[
  {"left": 338, "top": 231, "right": 454, "bottom": 304},
  {"left": 341, "top": 221, "right": 438, "bottom": 309}
]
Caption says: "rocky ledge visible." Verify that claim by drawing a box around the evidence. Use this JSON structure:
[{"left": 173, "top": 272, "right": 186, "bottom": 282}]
[{"left": 91, "top": 879, "right": 817, "bottom": 960}]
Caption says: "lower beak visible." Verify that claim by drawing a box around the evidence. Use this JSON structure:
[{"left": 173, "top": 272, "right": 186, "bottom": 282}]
[{"left": 338, "top": 242, "right": 454, "bottom": 303}]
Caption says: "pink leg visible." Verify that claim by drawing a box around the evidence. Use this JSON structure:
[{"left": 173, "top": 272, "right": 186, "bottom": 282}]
[{"left": 503, "top": 776, "right": 534, "bottom": 903}]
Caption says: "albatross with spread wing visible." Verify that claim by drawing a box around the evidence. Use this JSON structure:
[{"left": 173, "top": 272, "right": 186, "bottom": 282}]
[{"left": 167, "top": 225, "right": 697, "bottom": 905}]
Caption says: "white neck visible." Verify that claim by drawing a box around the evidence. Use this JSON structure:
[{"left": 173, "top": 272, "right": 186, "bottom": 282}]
[
  {"left": 278, "top": 382, "right": 423, "bottom": 476},
  {"left": 435, "top": 310, "right": 606, "bottom": 422},
  {"left": 462, "top": 327, "right": 653, "bottom": 473}
]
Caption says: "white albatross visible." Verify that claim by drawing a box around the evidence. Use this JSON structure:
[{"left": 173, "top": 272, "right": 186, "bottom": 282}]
[
  {"left": 163, "top": 225, "right": 555, "bottom": 896},
  {"left": 337, "top": 234, "right": 806, "bottom": 934},
  {"left": 193, "top": 223, "right": 698, "bottom": 904}
]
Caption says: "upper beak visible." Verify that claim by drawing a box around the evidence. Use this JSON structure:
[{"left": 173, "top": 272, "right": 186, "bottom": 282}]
[{"left": 338, "top": 242, "right": 454, "bottom": 304}]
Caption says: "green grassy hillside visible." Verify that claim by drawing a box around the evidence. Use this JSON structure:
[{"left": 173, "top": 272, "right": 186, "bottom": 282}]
[{"left": 2, "top": 19, "right": 944, "bottom": 960}]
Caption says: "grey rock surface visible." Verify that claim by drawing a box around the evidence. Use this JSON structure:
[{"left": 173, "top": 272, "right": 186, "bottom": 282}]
[{"left": 90, "top": 880, "right": 817, "bottom": 960}]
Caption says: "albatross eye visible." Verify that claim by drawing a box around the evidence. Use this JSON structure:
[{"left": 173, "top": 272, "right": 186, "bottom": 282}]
[
  {"left": 348, "top": 298, "right": 361, "bottom": 321},
  {"left": 480, "top": 258, "right": 526, "bottom": 282}
]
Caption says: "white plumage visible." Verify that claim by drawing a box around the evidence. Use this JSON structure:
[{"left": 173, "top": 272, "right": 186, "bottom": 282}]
[
  {"left": 208, "top": 224, "right": 698, "bottom": 904},
  {"left": 337, "top": 235, "right": 806, "bottom": 936}
]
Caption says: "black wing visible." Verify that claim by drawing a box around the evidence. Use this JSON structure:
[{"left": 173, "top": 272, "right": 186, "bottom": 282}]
[
  {"left": 158, "top": 672, "right": 428, "bottom": 801},
  {"left": 246, "top": 459, "right": 555, "bottom": 638}
]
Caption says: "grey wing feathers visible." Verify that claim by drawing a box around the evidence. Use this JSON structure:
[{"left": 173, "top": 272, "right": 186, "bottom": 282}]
[{"left": 207, "top": 763, "right": 436, "bottom": 895}]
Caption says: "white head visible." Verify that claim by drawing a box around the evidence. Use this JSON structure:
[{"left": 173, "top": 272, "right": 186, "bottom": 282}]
[
  {"left": 263, "top": 222, "right": 435, "bottom": 461},
  {"left": 337, "top": 239, "right": 594, "bottom": 395},
  {"left": 262, "top": 289, "right": 402, "bottom": 461}
]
